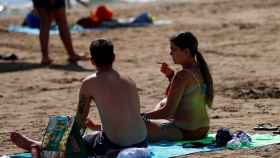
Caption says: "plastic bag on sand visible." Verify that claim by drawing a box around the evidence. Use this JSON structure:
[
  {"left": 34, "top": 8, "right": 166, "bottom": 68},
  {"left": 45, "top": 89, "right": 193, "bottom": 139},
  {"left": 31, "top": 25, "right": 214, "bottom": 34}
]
[{"left": 117, "top": 148, "right": 152, "bottom": 158}]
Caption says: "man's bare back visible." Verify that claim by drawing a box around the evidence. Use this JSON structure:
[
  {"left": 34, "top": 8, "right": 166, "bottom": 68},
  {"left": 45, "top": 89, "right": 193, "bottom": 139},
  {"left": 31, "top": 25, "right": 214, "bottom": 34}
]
[{"left": 81, "top": 69, "right": 147, "bottom": 146}]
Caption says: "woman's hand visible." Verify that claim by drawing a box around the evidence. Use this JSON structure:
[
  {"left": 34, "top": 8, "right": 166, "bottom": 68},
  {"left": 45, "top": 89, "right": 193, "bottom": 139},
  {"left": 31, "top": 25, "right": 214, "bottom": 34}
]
[{"left": 160, "top": 63, "right": 174, "bottom": 81}]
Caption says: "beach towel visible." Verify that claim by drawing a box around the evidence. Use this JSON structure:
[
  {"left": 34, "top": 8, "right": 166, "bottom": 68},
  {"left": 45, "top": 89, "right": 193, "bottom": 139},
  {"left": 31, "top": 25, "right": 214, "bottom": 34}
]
[
  {"left": 7, "top": 12, "right": 172, "bottom": 35},
  {"left": 6, "top": 24, "right": 104, "bottom": 35},
  {"left": 2, "top": 133, "right": 280, "bottom": 158}
]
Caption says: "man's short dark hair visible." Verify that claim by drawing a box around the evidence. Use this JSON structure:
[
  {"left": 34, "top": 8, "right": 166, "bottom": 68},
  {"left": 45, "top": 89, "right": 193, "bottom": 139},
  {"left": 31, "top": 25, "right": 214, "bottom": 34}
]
[{"left": 89, "top": 39, "right": 115, "bottom": 67}]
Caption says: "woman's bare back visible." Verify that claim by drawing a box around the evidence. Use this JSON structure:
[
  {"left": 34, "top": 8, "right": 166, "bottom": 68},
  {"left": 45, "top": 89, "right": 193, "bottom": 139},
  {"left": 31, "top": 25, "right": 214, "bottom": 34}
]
[{"left": 173, "top": 68, "right": 209, "bottom": 130}]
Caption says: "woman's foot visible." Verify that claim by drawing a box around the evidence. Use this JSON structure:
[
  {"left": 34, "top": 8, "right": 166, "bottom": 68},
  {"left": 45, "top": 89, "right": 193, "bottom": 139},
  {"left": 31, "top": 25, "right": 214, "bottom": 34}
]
[
  {"left": 10, "top": 132, "right": 41, "bottom": 151},
  {"left": 41, "top": 58, "right": 53, "bottom": 65}
]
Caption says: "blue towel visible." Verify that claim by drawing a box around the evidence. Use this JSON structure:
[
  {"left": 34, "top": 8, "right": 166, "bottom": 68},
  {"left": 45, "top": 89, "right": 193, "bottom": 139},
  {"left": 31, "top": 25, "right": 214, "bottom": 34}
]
[
  {"left": 7, "top": 25, "right": 58, "bottom": 35},
  {"left": 7, "top": 152, "right": 30, "bottom": 158},
  {"left": 7, "top": 11, "right": 171, "bottom": 35},
  {"left": 7, "top": 25, "right": 105, "bottom": 35},
  {"left": 148, "top": 142, "right": 221, "bottom": 158}
]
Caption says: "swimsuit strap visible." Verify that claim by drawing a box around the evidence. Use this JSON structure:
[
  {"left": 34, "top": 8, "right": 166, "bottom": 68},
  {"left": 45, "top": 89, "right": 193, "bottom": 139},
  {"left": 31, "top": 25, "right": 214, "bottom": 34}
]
[
  {"left": 182, "top": 69, "right": 206, "bottom": 95},
  {"left": 182, "top": 69, "right": 200, "bottom": 86}
]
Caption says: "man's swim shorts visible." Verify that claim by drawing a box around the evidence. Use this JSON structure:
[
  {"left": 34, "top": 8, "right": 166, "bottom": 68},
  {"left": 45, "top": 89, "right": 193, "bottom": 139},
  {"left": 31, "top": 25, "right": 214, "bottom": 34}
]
[{"left": 83, "top": 131, "right": 148, "bottom": 156}]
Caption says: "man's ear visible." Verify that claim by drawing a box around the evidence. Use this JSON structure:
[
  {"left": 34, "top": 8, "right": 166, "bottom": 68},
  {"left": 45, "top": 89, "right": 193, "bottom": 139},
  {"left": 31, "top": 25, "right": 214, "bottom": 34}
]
[{"left": 112, "top": 53, "right": 116, "bottom": 63}]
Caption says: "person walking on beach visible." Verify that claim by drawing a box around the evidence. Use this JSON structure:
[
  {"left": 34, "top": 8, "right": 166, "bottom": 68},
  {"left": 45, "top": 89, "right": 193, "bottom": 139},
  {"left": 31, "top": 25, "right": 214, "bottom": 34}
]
[
  {"left": 10, "top": 39, "right": 148, "bottom": 157},
  {"left": 141, "top": 32, "right": 214, "bottom": 142},
  {"left": 32, "top": 0, "right": 88, "bottom": 65}
]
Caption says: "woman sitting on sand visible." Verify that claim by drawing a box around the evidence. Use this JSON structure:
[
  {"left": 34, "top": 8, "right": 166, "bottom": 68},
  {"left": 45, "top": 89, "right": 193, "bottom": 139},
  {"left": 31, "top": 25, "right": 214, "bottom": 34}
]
[{"left": 142, "top": 32, "right": 214, "bottom": 142}]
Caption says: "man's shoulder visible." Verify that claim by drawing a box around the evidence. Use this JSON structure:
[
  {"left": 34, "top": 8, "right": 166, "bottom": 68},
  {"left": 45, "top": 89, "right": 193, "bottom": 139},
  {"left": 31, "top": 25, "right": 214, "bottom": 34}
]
[
  {"left": 80, "top": 73, "right": 98, "bottom": 95},
  {"left": 81, "top": 73, "right": 98, "bottom": 88},
  {"left": 120, "top": 74, "right": 136, "bottom": 86},
  {"left": 83, "top": 73, "right": 97, "bottom": 82}
]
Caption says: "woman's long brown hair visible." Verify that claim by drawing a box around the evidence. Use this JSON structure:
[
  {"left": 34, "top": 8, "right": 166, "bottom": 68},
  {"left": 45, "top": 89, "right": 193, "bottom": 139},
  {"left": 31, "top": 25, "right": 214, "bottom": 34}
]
[{"left": 170, "top": 32, "right": 214, "bottom": 108}]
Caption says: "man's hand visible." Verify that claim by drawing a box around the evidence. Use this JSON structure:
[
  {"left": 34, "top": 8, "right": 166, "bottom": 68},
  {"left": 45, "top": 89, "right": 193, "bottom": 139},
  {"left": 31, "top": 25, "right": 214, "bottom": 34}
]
[{"left": 85, "top": 118, "right": 101, "bottom": 130}]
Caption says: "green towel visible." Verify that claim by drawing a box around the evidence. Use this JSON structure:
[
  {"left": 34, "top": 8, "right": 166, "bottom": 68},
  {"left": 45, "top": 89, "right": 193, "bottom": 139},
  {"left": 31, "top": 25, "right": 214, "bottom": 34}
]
[
  {"left": 149, "top": 133, "right": 280, "bottom": 158},
  {"left": 251, "top": 134, "right": 280, "bottom": 147}
]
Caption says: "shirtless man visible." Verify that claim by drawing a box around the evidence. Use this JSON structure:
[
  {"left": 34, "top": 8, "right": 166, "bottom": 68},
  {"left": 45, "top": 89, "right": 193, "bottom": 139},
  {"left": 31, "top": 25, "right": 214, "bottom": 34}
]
[
  {"left": 76, "top": 39, "right": 147, "bottom": 155},
  {"left": 10, "top": 39, "right": 147, "bottom": 157}
]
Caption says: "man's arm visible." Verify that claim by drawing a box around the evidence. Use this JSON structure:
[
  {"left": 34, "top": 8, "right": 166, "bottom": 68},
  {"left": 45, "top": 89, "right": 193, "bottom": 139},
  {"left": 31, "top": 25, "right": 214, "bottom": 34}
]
[{"left": 75, "top": 83, "right": 91, "bottom": 132}]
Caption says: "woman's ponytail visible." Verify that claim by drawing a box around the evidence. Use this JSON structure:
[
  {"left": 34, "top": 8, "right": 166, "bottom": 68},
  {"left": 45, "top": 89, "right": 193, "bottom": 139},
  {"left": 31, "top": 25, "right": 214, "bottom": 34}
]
[{"left": 195, "top": 51, "right": 214, "bottom": 108}]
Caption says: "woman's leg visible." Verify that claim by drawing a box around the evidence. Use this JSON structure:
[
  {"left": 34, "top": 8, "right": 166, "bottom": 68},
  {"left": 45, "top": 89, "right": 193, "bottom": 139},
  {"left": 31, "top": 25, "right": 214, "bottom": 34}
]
[
  {"left": 37, "top": 8, "right": 53, "bottom": 65},
  {"left": 53, "top": 8, "right": 75, "bottom": 57},
  {"left": 10, "top": 132, "right": 41, "bottom": 151},
  {"left": 53, "top": 8, "right": 88, "bottom": 63},
  {"left": 180, "top": 127, "right": 209, "bottom": 140},
  {"left": 146, "top": 119, "right": 183, "bottom": 142}
]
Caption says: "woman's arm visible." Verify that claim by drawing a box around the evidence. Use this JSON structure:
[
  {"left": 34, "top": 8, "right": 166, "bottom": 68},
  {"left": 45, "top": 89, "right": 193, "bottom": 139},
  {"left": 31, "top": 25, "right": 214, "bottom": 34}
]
[
  {"left": 159, "top": 63, "right": 175, "bottom": 95},
  {"left": 146, "top": 71, "right": 187, "bottom": 119}
]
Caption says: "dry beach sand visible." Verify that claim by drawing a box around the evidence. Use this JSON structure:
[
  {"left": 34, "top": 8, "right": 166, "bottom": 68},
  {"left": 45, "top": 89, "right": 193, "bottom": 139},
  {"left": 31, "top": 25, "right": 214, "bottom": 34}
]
[{"left": 0, "top": 0, "right": 280, "bottom": 157}]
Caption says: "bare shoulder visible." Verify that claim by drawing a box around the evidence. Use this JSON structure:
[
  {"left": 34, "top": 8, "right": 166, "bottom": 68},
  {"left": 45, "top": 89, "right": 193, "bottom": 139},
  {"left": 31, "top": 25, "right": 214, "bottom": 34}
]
[
  {"left": 80, "top": 73, "right": 97, "bottom": 93},
  {"left": 175, "top": 70, "right": 190, "bottom": 80},
  {"left": 182, "top": 68, "right": 205, "bottom": 87},
  {"left": 83, "top": 73, "right": 97, "bottom": 82},
  {"left": 120, "top": 74, "right": 137, "bottom": 87},
  {"left": 174, "top": 69, "right": 197, "bottom": 85}
]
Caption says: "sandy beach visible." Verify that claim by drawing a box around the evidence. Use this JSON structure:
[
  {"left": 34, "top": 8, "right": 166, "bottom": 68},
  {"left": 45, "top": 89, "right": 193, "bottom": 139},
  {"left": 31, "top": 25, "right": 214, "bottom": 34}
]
[{"left": 0, "top": 0, "right": 280, "bottom": 157}]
